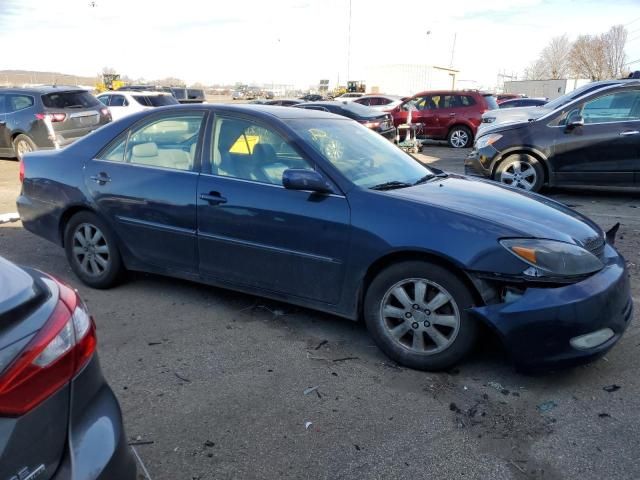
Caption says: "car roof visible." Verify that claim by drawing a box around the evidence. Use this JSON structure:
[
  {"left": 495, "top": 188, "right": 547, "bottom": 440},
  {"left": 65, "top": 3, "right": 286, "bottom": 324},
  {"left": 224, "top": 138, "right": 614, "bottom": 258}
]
[
  {"left": 0, "top": 85, "right": 87, "bottom": 94},
  {"left": 412, "top": 90, "right": 491, "bottom": 97},
  {"left": 204, "top": 103, "right": 346, "bottom": 120},
  {"left": 100, "top": 90, "right": 171, "bottom": 96}
]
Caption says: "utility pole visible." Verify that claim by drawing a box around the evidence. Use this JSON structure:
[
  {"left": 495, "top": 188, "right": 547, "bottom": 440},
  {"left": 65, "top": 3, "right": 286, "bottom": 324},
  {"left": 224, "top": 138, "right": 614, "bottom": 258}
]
[
  {"left": 347, "top": 0, "right": 352, "bottom": 82},
  {"left": 449, "top": 32, "right": 457, "bottom": 68}
]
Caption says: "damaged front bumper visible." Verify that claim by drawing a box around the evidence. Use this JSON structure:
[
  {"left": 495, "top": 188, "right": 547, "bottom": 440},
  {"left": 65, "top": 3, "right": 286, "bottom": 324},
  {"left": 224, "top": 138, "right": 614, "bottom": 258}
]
[{"left": 468, "top": 244, "right": 633, "bottom": 370}]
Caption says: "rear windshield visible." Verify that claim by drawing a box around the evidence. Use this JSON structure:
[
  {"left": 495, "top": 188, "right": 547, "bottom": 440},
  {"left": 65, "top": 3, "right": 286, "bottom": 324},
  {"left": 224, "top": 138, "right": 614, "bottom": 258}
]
[
  {"left": 170, "top": 88, "right": 187, "bottom": 99},
  {"left": 42, "top": 91, "right": 99, "bottom": 109},
  {"left": 483, "top": 95, "right": 499, "bottom": 110},
  {"left": 132, "top": 95, "right": 179, "bottom": 107},
  {"left": 187, "top": 89, "right": 205, "bottom": 100}
]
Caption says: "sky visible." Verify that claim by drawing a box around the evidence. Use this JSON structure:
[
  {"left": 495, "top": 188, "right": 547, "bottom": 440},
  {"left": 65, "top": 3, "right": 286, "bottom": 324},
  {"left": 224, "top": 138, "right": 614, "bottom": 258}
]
[{"left": 1, "top": 0, "right": 640, "bottom": 89}]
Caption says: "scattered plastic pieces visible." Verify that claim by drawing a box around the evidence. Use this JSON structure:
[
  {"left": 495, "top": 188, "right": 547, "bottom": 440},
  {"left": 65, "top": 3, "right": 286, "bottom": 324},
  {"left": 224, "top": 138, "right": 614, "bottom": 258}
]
[
  {"left": 603, "top": 384, "right": 621, "bottom": 393},
  {"left": 332, "top": 357, "right": 359, "bottom": 362},
  {"left": 537, "top": 401, "right": 557, "bottom": 413},
  {"left": 304, "top": 386, "right": 319, "bottom": 395},
  {"left": 304, "top": 421, "right": 313, "bottom": 430}
]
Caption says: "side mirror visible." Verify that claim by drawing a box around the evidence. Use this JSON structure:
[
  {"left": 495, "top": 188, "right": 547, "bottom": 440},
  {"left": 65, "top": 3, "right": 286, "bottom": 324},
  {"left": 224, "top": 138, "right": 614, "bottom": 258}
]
[
  {"left": 566, "top": 115, "right": 584, "bottom": 131},
  {"left": 282, "top": 169, "right": 332, "bottom": 194}
]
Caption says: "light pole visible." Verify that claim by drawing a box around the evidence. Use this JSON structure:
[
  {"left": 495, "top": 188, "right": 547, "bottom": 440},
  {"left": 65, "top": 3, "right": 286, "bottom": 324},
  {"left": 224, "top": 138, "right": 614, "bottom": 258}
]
[{"left": 346, "top": 0, "right": 352, "bottom": 83}]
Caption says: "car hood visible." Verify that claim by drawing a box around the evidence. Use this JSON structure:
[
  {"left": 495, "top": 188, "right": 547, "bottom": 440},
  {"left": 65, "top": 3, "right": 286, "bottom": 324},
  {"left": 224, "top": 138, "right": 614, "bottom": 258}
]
[
  {"left": 384, "top": 175, "right": 603, "bottom": 245},
  {"left": 482, "top": 106, "right": 550, "bottom": 122}
]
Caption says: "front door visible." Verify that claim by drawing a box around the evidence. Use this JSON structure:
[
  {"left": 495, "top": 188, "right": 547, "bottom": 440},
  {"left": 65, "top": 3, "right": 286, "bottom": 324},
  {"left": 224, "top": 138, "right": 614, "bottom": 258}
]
[
  {"left": 552, "top": 89, "right": 640, "bottom": 186},
  {"left": 197, "top": 115, "right": 351, "bottom": 304},
  {"left": 84, "top": 111, "right": 206, "bottom": 273}
]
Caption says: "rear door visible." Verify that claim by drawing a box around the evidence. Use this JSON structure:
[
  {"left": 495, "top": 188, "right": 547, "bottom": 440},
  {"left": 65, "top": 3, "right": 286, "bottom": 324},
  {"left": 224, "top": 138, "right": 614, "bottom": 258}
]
[
  {"left": 197, "top": 114, "right": 351, "bottom": 304},
  {"left": 398, "top": 95, "right": 439, "bottom": 137},
  {"left": 84, "top": 111, "right": 206, "bottom": 273},
  {"left": 552, "top": 89, "right": 640, "bottom": 186}
]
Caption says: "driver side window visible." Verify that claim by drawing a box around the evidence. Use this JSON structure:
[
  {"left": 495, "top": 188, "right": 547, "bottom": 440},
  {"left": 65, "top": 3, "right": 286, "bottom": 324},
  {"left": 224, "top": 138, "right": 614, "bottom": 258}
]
[{"left": 211, "top": 117, "right": 313, "bottom": 185}]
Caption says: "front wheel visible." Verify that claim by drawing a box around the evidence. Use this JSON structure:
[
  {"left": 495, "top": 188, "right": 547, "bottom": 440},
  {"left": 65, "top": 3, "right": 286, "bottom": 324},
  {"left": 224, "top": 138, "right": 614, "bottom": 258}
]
[
  {"left": 495, "top": 154, "right": 544, "bottom": 192},
  {"left": 447, "top": 126, "right": 472, "bottom": 148},
  {"left": 364, "top": 261, "right": 478, "bottom": 370},
  {"left": 64, "top": 211, "right": 123, "bottom": 289}
]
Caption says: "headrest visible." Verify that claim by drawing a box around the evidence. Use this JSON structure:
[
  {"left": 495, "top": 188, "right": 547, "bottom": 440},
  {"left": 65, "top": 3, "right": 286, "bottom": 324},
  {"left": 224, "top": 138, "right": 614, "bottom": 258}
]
[{"left": 131, "top": 142, "right": 158, "bottom": 158}]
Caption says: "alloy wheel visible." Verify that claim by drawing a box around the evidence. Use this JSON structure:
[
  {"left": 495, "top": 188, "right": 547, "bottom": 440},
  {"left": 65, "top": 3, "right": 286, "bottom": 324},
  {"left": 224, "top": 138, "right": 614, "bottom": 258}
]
[
  {"left": 450, "top": 130, "right": 469, "bottom": 148},
  {"left": 72, "top": 223, "right": 110, "bottom": 277},
  {"left": 499, "top": 161, "right": 537, "bottom": 190},
  {"left": 380, "top": 278, "right": 461, "bottom": 354}
]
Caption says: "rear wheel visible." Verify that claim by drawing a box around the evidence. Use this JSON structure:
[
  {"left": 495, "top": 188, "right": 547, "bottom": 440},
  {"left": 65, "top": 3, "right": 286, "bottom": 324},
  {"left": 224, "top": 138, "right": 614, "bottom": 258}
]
[
  {"left": 447, "top": 126, "right": 472, "bottom": 148},
  {"left": 495, "top": 154, "right": 544, "bottom": 192},
  {"left": 364, "top": 261, "right": 478, "bottom": 370},
  {"left": 64, "top": 211, "right": 123, "bottom": 289},
  {"left": 12, "top": 134, "right": 37, "bottom": 160}
]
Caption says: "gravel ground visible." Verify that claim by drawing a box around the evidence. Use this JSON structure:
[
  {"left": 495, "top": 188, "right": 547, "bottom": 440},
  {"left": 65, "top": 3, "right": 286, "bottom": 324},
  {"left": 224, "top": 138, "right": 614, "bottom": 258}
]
[{"left": 0, "top": 147, "right": 638, "bottom": 480}]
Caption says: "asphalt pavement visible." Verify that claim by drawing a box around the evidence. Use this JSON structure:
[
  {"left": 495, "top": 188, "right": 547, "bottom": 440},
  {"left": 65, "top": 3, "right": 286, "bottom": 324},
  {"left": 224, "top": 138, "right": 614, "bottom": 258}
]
[{"left": 0, "top": 147, "right": 639, "bottom": 480}]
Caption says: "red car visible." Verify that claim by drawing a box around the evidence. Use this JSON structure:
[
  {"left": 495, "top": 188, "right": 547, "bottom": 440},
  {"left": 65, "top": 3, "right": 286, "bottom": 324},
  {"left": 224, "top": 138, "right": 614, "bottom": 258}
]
[
  {"left": 496, "top": 93, "right": 527, "bottom": 104},
  {"left": 390, "top": 90, "right": 498, "bottom": 148}
]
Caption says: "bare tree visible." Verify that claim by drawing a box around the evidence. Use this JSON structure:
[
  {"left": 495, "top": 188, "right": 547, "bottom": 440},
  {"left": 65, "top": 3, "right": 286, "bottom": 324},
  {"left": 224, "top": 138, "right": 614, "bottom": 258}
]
[
  {"left": 540, "top": 35, "right": 571, "bottom": 79},
  {"left": 603, "top": 25, "right": 627, "bottom": 78},
  {"left": 524, "top": 58, "right": 548, "bottom": 80},
  {"left": 570, "top": 35, "right": 608, "bottom": 80}
]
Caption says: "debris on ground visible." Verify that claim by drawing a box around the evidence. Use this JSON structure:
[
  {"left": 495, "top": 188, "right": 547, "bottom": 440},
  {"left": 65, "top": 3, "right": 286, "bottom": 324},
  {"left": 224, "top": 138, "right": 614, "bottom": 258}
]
[
  {"left": 537, "top": 401, "right": 558, "bottom": 413},
  {"left": 449, "top": 402, "right": 462, "bottom": 414},
  {"left": 598, "top": 413, "right": 611, "bottom": 418},
  {"left": 304, "top": 421, "right": 313, "bottom": 430},
  {"left": 603, "top": 384, "right": 621, "bottom": 393},
  {"left": 204, "top": 440, "right": 215, "bottom": 447},
  {"left": 487, "top": 381, "right": 510, "bottom": 395},
  {"left": 147, "top": 341, "right": 162, "bottom": 346},
  {"left": 174, "top": 372, "right": 191, "bottom": 383},
  {"left": 128, "top": 440, "right": 154, "bottom": 446},
  {"left": 314, "top": 340, "right": 328, "bottom": 350},
  {"left": 332, "top": 356, "right": 359, "bottom": 362},
  {"left": 304, "top": 386, "right": 319, "bottom": 395}
]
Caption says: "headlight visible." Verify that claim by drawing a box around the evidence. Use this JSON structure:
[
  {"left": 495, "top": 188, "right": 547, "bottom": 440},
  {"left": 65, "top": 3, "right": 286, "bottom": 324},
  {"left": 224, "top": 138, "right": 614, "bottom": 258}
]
[
  {"left": 482, "top": 117, "right": 496, "bottom": 123},
  {"left": 475, "top": 133, "right": 502, "bottom": 149},
  {"left": 500, "top": 238, "right": 603, "bottom": 277}
]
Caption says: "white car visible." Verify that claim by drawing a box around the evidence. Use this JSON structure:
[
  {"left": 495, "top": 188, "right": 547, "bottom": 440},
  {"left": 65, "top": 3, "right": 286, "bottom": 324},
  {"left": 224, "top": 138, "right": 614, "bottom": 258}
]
[
  {"left": 96, "top": 91, "right": 179, "bottom": 121},
  {"left": 333, "top": 92, "right": 365, "bottom": 102},
  {"left": 353, "top": 94, "right": 404, "bottom": 111}
]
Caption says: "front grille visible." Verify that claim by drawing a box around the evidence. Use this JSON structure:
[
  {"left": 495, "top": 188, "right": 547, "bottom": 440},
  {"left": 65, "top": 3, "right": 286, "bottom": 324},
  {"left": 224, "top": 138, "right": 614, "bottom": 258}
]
[{"left": 582, "top": 236, "right": 605, "bottom": 260}]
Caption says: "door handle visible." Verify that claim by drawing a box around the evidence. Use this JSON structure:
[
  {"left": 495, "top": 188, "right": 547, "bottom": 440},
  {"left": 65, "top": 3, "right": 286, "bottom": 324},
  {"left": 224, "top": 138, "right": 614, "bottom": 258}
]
[
  {"left": 200, "top": 192, "right": 227, "bottom": 205},
  {"left": 619, "top": 130, "right": 640, "bottom": 136},
  {"left": 90, "top": 173, "right": 111, "bottom": 184}
]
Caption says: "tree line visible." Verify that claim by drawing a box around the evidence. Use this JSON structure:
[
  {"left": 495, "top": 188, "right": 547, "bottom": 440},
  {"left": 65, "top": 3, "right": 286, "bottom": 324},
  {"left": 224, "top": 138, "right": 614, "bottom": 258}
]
[{"left": 524, "top": 25, "right": 630, "bottom": 81}]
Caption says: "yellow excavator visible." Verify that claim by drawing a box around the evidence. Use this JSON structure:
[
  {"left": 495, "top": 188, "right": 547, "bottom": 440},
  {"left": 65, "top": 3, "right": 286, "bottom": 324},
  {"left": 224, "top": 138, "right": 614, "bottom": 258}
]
[{"left": 95, "top": 73, "right": 126, "bottom": 93}]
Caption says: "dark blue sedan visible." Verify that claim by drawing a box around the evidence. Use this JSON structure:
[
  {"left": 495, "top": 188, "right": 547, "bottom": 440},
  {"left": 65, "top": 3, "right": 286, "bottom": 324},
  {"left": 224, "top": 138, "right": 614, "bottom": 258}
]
[{"left": 17, "top": 104, "right": 633, "bottom": 370}]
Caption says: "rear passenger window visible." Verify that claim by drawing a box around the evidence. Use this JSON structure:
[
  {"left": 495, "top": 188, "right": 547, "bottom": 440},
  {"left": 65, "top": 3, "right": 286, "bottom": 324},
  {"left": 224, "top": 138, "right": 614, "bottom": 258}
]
[
  {"left": 110, "top": 95, "right": 128, "bottom": 107},
  {"left": 99, "top": 113, "right": 205, "bottom": 170},
  {"left": 97, "top": 96, "right": 110, "bottom": 106},
  {"left": 0, "top": 95, "right": 7, "bottom": 114},
  {"left": 461, "top": 95, "right": 476, "bottom": 107},
  {"left": 8, "top": 95, "right": 34, "bottom": 112}
]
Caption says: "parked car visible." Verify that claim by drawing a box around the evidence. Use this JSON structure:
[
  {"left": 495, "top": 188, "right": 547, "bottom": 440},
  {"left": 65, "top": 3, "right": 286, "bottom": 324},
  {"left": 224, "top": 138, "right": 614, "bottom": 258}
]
[
  {"left": 478, "top": 79, "right": 637, "bottom": 134},
  {"left": 17, "top": 104, "right": 632, "bottom": 371},
  {"left": 169, "top": 87, "right": 206, "bottom": 104},
  {"left": 354, "top": 95, "right": 404, "bottom": 111},
  {"left": 96, "top": 91, "right": 178, "bottom": 121},
  {"left": 390, "top": 90, "right": 498, "bottom": 148},
  {"left": 264, "top": 99, "right": 303, "bottom": 106},
  {"left": 499, "top": 98, "right": 548, "bottom": 108},
  {"left": 300, "top": 94, "right": 324, "bottom": 102},
  {"left": 496, "top": 93, "right": 527, "bottom": 104},
  {"left": 465, "top": 82, "right": 640, "bottom": 192},
  {"left": 0, "top": 256, "right": 136, "bottom": 479},
  {"left": 296, "top": 101, "right": 396, "bottom": 140},
  {"left": 333, "top": 92, "right": 364, "bottom": 102},
  {"left": 0, "top": 86, "right": 111, "bottom": 160},
  {"left": 231, "top": 91, "right": 245, "bottom": 100}
]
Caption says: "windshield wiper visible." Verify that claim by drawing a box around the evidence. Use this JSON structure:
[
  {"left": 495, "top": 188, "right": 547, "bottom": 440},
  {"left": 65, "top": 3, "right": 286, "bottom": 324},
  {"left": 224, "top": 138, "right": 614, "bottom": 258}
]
[
  {"left": 413, "top": 172, "right": 448, "bottom": 185},
  {"left": 370, "top": 180, "right": 412, "bottom": 191}
]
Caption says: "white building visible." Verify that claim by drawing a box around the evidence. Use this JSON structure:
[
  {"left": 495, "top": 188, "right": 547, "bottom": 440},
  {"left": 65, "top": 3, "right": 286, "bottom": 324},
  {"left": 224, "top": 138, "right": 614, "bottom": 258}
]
[
  {"left": 365, "top": 64, "right": 459, "bottom": 96},
  {"left": 504, "top": 78, "right": 591, "bottom": 100}
]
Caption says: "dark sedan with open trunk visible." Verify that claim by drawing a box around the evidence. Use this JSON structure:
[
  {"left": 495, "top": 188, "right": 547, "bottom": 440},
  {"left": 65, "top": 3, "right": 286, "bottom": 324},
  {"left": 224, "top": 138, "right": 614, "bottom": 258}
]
[{"left": 17, "top": 104, "right": 632, "bottom": 371}]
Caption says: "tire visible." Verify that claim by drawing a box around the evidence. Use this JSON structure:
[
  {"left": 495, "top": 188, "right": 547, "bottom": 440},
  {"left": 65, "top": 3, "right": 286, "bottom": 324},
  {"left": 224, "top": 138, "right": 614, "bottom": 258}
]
[
  {"left": 495, "top": 153, "right": 544, "bottom": 192},
  {"left": 447, "top": 126, "right": 472, "bottom": 149},
  {"left": 364, "top": 261, "right": 478, "bottom": 371},
  {"left": 64, "top": 211, "right": 123, "bottom": 289},
  {"left": 12, "top": 134, "right": 37, "bottom": 160}
]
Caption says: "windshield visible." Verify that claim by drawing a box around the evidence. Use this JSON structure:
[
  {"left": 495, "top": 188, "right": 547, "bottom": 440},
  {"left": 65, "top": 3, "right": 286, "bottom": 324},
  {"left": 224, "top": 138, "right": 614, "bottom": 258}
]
[
  {"left": 42, "top": 91, "right": 99, "bottom": 109},
  {"left": 483, "top": 94, "right": 499, "bottom": 110},
  {"left": 289, "top": 119, "right": 432, "bottom": 188}
]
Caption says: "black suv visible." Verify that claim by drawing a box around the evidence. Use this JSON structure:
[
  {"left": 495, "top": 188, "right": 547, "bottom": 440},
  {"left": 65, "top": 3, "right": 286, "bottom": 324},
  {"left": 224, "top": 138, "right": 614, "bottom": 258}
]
[
  {"left": 465, "top": 82, "right": 640, "bottom": 191},
  {"left": 0, "top": 86, "right": 111, "bottom": 160}
]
